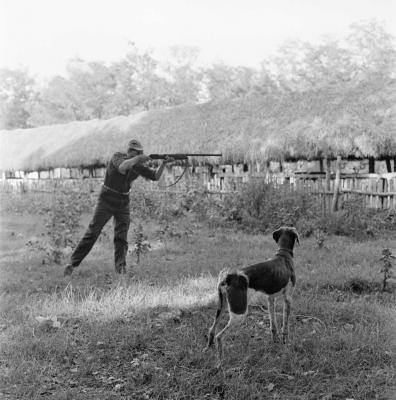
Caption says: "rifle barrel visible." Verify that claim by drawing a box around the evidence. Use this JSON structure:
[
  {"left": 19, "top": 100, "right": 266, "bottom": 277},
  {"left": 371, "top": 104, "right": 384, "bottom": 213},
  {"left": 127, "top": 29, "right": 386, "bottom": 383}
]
[
  {"left": 149, "top": 153, "right": 222, "bottom": 159},
  {"left": 181, "top": 154, "right": 222, "bottom": 156}
]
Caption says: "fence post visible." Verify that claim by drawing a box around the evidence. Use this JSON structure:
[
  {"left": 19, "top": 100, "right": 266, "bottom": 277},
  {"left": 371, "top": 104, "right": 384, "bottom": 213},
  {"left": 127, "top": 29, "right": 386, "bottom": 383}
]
[
  {"left": 369, "top": 157, "right": 375, "bottom": 173},
  {"left": 331, "top": 155, "right": 341, "bottom": 212},
  {"left": 325, "top": 157, "right": 331, "bottom": 191},
  {"left": 386, "top": 158, "right": 392, "bottom": 173}
]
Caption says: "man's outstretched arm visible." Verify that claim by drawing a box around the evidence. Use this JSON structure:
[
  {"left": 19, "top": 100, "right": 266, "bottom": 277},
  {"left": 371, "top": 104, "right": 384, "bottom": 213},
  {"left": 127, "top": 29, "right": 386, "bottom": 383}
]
[
  {"left": 118, "top": 155, "right": 151, "bottom": 175},
  {"left": 135, "top": 156, "right": 174, "bottom": 181}
]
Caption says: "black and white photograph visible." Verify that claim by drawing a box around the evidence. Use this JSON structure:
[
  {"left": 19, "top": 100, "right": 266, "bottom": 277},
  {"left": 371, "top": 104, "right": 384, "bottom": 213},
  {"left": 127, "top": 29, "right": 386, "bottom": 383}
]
[{"left": 1, "top": 0, "right": 396, "bottom": 398}]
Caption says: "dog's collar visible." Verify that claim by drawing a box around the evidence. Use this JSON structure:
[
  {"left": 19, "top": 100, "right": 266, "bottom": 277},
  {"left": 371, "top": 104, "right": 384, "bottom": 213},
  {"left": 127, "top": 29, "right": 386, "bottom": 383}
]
[{"left": 276, "top": 248, "right": 294, "bottom": 258}]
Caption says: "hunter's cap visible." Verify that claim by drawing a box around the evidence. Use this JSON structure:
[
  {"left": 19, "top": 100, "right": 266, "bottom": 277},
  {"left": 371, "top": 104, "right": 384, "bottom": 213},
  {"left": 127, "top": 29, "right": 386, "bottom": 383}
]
[{"left": 127, "top": 139, "right": 143, "bottom": 151}]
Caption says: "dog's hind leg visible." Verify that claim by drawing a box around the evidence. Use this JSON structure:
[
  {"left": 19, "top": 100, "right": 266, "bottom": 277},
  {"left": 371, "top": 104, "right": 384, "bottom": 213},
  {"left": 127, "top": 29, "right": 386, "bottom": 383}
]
[
  {"left": 215, "top": 276, "right": 248, "bottom": 364},
  {"left": 207, "top": 286, "right": 226, "bottom": 348},
  {"left": 215, "top": 311, "right": 245, "bottom": 365}
]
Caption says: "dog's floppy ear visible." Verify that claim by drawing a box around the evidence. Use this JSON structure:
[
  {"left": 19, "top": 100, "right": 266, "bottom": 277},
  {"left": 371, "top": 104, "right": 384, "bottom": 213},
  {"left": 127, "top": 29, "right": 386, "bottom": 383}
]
[
  {"left": 272, "top": 228, "right": 283, "bottom": 243},
  {"left": 290, "top": 227, "right": 300, "bottom": 245},
  {"left": 295, "top": 231, "right": 300, "bottom": 245}
]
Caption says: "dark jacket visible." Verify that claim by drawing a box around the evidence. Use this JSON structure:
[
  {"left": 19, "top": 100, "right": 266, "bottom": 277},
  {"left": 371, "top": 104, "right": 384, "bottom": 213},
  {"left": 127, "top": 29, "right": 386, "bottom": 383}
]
[{"left": 103, "top": 152, "right": 156, "bottom": 194}]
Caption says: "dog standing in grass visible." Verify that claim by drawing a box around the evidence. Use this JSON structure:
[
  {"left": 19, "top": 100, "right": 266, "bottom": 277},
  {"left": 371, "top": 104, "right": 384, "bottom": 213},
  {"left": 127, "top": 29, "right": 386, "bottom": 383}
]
[{"left": 207, "top": 226, "right": 299, "bottom": 364}]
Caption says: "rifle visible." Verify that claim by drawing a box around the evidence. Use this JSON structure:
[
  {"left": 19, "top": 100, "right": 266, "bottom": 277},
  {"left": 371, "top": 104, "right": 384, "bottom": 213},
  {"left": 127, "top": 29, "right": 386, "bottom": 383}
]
[
  {"left": 149, "top": 153, "right": 222, "bottom": 160},
  {"left": 148, "top": 153, "right": 222, "bottom": 187}
]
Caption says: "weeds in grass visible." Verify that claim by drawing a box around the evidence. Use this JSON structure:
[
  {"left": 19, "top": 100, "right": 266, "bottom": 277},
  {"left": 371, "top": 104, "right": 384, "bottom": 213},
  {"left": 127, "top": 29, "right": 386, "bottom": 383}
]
[
  {"left": 21, "top": 189, "right": 93, "bottom": 264},
  {"left": 132, "top": 223, "right": 151, "bottom": 264},
  {"left": 2, "top": 188, "right": 396, "bottom": 399},
  {"left": 314, "top": 229, "right": 326, "bottom": 249},
  {"left": 181, "top": 182, "right": 396, "bottom": 239},
  {"left": 3, "top": 282, "right": 395, "bottom": 399},
  {"left": 3, "top": 181, "right": 395, "bottom": 242},
  {"left": 380, "top": 248, "right": 395, "bottom": 291}
]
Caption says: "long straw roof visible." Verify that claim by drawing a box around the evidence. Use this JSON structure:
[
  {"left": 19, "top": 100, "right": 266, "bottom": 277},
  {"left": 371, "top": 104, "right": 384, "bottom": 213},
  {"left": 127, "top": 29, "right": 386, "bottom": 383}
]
[{"left": 1, "top": 79, "right": 395, "bottom": 171}]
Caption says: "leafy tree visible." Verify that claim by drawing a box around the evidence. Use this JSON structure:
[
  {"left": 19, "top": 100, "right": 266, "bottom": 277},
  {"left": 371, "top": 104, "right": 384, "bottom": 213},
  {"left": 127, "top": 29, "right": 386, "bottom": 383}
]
[
  {"left": 29, "top": 75, "right": 84, "bottom": 125},
  {"left": 30, "top": 59, "right": 117, "bottom": 125},
  {"left": 66, "top": 59, "right": 116, "bottom": 119},
  {"left": 5, "top": 19, "right": 395, "bottom": 129},
  {"left": 253, "top": 67, "right": 280, "bottom": 95},
  {"left": 0, "top": 68, "right": 37, "bottom": 129},
  {"left": 347, "top": 20, "right": 396, "bottom": 81},
  {"left": 269, "top": 20, "right": 396, "bottom": 92},
  {"left": 203, "top": 63, "right": 259, "bottom": 100},
  {"left": 163, "top": 46, "right": 202, "bottom": 104},
  {"left": 107, "top": 59, "right": 140, "bottom": 115},
  {"left": 269, "top": 38, "right": 353, "bottom": 91},
  {"left": 110, "top": 43, "right": 170, "bottom": 112}
]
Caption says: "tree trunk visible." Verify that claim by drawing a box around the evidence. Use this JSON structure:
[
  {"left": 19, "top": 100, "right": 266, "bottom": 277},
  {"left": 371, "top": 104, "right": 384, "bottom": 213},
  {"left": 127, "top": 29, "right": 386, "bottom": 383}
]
[
  {"left": 331, "top": 156, "right": 341, "bottom": 212},
  {"left": 393, "top": 157, "right": 396, "bottom": 172}
]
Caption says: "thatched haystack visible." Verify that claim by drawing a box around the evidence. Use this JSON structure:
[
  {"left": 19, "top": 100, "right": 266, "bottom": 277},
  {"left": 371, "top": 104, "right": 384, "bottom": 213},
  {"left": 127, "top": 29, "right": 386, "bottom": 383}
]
[
  {"left": 1, "top": 79, "right": 395, "bottom": 172},
  {"left": 0, "top": 113, "right": 148, "bottom": 171},
  {"left": 260, "top": 80, "right": 396, "bottom": 161}
]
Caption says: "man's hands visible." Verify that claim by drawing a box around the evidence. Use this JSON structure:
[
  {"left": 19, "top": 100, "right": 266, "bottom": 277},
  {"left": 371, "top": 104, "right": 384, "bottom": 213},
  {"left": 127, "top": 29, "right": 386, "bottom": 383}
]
[
  {"left": 163, "top": 156, "right": 175, "bottom": 164},
  {"left": 119, "top": 154, "right": 175, "bottom": 175}
]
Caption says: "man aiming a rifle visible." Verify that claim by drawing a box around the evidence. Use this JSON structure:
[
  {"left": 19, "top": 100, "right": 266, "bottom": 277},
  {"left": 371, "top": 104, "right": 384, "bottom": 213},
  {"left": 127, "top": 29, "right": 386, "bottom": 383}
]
[{"left": 64, "top": 139, "right": 174, "bottom": 276}]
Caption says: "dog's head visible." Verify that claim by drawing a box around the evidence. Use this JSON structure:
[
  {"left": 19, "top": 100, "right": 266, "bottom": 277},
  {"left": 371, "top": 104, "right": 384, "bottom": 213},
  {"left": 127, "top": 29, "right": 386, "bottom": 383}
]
[{"left": 272, "top": 226, "right": 300, "bottom": 250}]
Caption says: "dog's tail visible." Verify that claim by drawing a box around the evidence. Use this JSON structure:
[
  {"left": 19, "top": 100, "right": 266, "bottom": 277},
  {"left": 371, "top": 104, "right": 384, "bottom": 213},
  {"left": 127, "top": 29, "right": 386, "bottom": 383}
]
[
  {"left": 216, "top": 268, "right": 232, "bottom": 313},
  {"left": 216, "top": 286, "right": 225, "bottom": 316}
]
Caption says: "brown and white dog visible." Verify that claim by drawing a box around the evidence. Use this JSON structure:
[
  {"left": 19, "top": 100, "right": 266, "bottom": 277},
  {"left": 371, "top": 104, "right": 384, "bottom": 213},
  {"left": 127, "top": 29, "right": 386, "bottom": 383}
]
[{"left": 207, "top": 227, "right": 299, "bottom": 364}]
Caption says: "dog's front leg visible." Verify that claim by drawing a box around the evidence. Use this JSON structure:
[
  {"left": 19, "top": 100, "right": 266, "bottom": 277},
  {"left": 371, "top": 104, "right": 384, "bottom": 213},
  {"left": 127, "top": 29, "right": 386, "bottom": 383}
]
[
  {"left": 267, "top": 296, "right": 280, "bottom": 343},
  {"left": 281, "top": 290, "right": 291, "bottom": 343}
]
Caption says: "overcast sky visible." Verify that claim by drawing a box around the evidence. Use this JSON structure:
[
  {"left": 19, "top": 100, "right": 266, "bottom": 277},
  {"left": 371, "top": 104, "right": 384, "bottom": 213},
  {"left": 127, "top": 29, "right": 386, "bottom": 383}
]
[{"left": 1, "top": 0, "right": 396, "bottom": 80}]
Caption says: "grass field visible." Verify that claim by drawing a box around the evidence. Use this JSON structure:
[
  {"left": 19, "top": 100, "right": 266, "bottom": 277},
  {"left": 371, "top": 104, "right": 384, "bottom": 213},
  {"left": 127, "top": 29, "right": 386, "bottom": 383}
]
[{"left": 1, "top": 200, "right": 396, "bottom": 399}]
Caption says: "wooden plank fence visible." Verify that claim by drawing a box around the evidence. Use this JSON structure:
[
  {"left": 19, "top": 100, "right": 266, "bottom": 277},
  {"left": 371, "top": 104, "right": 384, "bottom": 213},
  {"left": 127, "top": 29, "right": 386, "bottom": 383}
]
[
  {"left": 1, "top": 171, "right": 396, "bottom": 210},
  {"left": 292, "top": 172, "right": 396, "bottom": 210}
]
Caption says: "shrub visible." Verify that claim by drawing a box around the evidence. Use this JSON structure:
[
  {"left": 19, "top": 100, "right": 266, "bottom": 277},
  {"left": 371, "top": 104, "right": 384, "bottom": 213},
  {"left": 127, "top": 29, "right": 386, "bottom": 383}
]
[
  {"left": 212, "top": 180, "right": 320, "bottom": 233},
  {"left": 3, "top": 180, "right": 396, "bottom": 246},
  {"left": 380, "top": 248, "right": 395, "bottom": 291},
  {"left": 199, "top": 181, "right": 396, "bottom": 240},
  {"left": 130, "top": 190, "right": 187, "bottom": 221}
]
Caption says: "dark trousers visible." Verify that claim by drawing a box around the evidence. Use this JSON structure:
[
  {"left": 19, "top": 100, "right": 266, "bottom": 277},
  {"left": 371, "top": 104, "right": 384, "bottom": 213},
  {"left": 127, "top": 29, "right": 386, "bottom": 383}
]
[{"left": 70, "top": 189, "right": 130, "bottom": 273}]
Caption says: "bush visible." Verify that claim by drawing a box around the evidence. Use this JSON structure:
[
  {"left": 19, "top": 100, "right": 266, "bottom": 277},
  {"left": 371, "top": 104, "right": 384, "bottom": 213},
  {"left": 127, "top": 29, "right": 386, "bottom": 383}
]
[
  {"left": 3, "top": 181, "right": 395, "bottom": 244},
  {"left": 313, "top": 195, "right": 396, "bottom": 239},
  {"left": 130, "top": 190, "right": 188, "bottom": 221},
  {"left": 195, "top": 181, "right": 396, "bottom": 239},
  {"left": 212, "top": 180, "right": 320, "bottom": 233}
]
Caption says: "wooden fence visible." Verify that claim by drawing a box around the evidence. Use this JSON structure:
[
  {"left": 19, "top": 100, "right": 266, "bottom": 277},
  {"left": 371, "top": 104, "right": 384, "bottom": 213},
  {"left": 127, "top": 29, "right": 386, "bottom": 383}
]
[
  {"left": 1, "top": 171, "right": 396, "bottom": 210},
  {"left": 292, "top": 172, "right": 396, "bottom": 210}
]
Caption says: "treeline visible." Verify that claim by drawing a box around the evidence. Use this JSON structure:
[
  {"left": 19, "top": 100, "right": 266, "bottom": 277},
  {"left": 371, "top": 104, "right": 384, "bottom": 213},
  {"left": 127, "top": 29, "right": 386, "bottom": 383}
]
[{"left": 1, "top": 20, "right": 395, "bottom": 130}]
